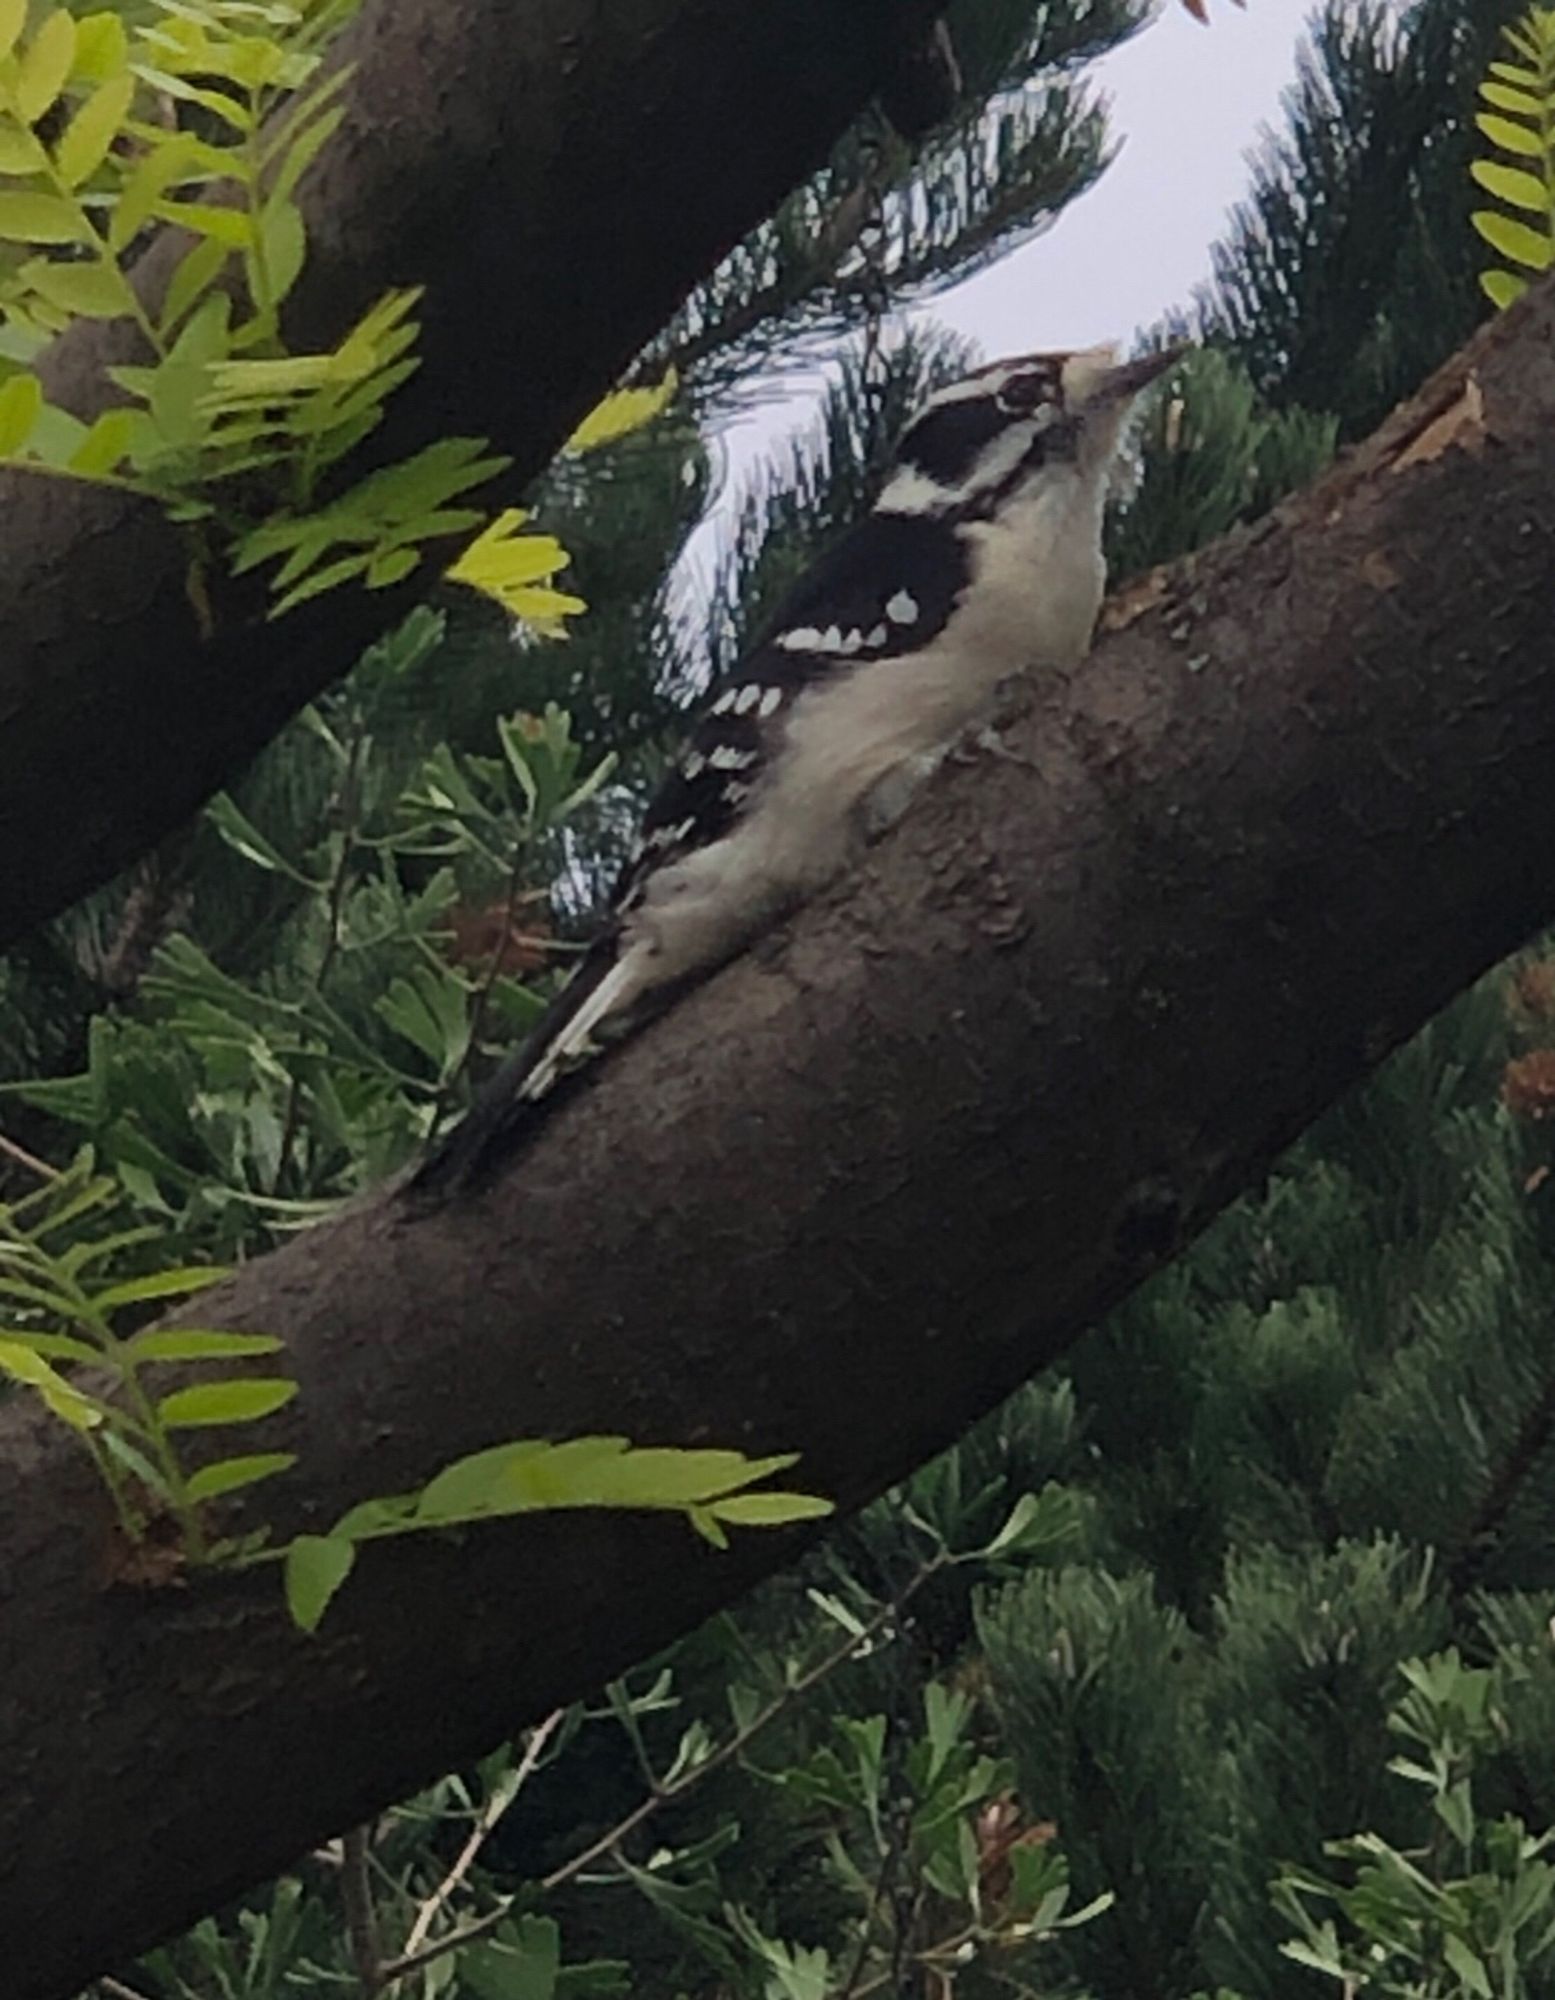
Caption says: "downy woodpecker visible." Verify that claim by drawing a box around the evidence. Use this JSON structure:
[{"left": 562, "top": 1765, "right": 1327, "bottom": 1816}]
[{"left": 414, "top": 344, "right": 1179, "bottom": 1193}]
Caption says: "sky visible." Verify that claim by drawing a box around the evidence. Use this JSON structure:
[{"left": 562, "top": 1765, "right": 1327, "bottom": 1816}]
[
  {"left": 686, "top": 0, "right": 1327, "bottom": 595},
  {"left": 927, "top": 0, "right": 1321, "bottom": 357}
]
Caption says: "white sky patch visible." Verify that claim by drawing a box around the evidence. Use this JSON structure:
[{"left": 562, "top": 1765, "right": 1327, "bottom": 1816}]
[{"left": 675, "top": 0, "right": 1360, "bottom": 652}]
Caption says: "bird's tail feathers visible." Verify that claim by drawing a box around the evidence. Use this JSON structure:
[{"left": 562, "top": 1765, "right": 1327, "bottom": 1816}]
[{"left": 409, "top": 944, "right": 647, "bottom": 1197}]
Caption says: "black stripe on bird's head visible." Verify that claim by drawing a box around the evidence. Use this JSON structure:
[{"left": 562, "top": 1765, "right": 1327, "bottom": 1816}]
[{"left": 877, "top": 345, "right": 1183, "bottom": 520}]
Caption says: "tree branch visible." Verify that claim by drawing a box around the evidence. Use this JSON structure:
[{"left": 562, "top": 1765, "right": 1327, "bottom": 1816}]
[
  {"left": 0, "top": 0, "right": 946, "bottom": 950},
  {"left": 4, "top": 287, "right": 1555, "bottom": 1998}
]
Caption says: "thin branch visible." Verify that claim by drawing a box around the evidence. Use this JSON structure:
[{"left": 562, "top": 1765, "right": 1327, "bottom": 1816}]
[
  {"left": 374, "top": 1547, "right": 954, "bottom": 1989},
  {"left": 97, "top": 1980, "right": 157, "bottom": 2000},
  {"left": 0, "top": 1131, "right": 60, "bottom": 1181},
  {"left": 399, "top": 1708, "right": 565, "bottom": 1960},
  {"left": 341, "top": 1823, "right": 383, "bottom": 1997}
]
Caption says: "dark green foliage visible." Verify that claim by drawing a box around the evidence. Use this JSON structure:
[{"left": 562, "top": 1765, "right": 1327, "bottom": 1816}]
[{"left": 1197, "top": 0, "right": 1518, "bottom": 441}]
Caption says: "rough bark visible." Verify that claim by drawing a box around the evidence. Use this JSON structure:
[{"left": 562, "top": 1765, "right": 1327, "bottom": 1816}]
[
  {"left": 0, "top": 0, "right": 944, "bottom": 949},
  {"left": 0, "top": 282, "right": 1548, "bottom": 1993}
]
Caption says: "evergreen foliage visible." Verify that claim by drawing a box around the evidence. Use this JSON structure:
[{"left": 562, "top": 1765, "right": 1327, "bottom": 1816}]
[{"left": 1198, "top": 0, "right": 1518, "bottom": 440}]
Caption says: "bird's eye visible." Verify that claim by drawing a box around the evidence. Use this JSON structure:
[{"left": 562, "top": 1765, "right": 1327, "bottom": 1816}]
[{"left": 997, "top": 371, "right": 1052, "bottom": 416}]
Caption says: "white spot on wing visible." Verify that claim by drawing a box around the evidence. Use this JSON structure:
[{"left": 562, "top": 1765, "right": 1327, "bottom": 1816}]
[
  {"left": 886, "top": 590, "right": 919, "bottom": 625},
  {"left": 710, "top": 744, "right": 757, "bottom": 770},
  {"left": 758, "top": 687, "right": 784, "bottom": 718},
  {"left": 712, "top": 688, "right": 738, "bottom": 714},
  {"left": 876, "top": 467, "right": 956, "bottom": 516},
  {"left": 735, "top": 684, "right": 764, "bottom": 715},
  {"left": 683, "top": 750, "right": 706, "bottom": 778},
  {"left": 776, "top": 626, "right": 824, "bottom": 652}
]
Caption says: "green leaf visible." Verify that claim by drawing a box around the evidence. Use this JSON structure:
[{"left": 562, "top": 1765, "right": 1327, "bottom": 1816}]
[
  {"left": 203, "top": 790, "right": 320, "bottom": 883},
  {"left": 94, "top": 1265, "right": 226, "bottom": 1311},
  {"left": 1481, "top": 79, "right": 1545, "bottom": 116},
  {"left": 1482, "top": 266, "right": 1530, "bottom": 308},
  {"left": 153, "top": 198, "right": 252, "bottom": 247},
  {"left": 111, "top": 134, "right": 198, "bottom": 252},
  {"left": 266, "top": 100, "right": 344, "bottom": 207},
  {"left": 55, "top": 72, "right": 134, "bottom": 187},
  {"left": 0, "top": 190, "right": 89, "bottom": 243},
  {"left": 1472, "top": 207, "right": 1555, "bottom": 270},
  {"left": 184, "top": 1451, "right": 296, "bottom": 1503},
  {"left": 128, "top": 1328, "right": 282, "bottom": 1362},
  {"left": 0, "top": 1327, "right": 98, "bottom": 1363},
  {"left": 1477, "top": 111, "right": 1546, "bottom": 158},
  {"left": 705, "top": 1492, "right": 835, "bottom": 1529},
  {"left": 15, "top": 11, "right": 77, "bottom": 126},
  {"left": 284, "top": 1533, "right": 355, "bottom": 1631},
  {"left": 69, "top": 406, "right": 137, "bottom": 475},
  {"left": 0, "top": 0, "right": 25, "bottom": 64},
  {"left": 1442, "top": 1935, "right": 1493, "bottom": 1998},
  {"left": 71, "top": 11, "right": 128, "bottom": 83},
  {"left": 1470, "top": 157, "right": 1552, "bottom": 212},
  {"left": 462, "top": 1921, "right": 561, "bottom": 2000},
  {"left": 251, "top": 195, "right": 305, "bottom": 311},
  {"left": 0, "top": 1338, "right": 103, "bottom": 1430},
  {"left": 156, "top": 1377, "right": 298, "bottom": 1427},
  {"left": 415, "top": 1442, "right": 551, "bottom": 1523},
  {"left": 21, "top": 256, "right": 125, "bottom": 319},
  {"left": 1491, "top": 61, "right": 1545, "bottom": 89},
  {"left": 0, "top": 122, "right": 48, "bottom": 173},
  {"left": 157, "top": 234, "right": 229, "bottom": 340},
  {"left": 0, "top": 369, "right": 42, "bottom": 452}
]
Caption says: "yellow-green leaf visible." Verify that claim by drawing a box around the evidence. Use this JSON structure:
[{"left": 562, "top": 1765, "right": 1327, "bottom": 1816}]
[
  {"left": 153, "top": 197, "right": 251, "bottom": 247},
  {"left": 128, "top": 1328, "right": 281, "bottom": 1362},
  {"left": 15, "top": 10, "right": 78, "bottom": 126},
  {"left": 0, "top": 121, "right": 48, "bottom": 174},
  {"left": 1491, "top": 61, "right": 1544, "bottom": 90},
  {"left": 565, "top": 369, "right": 678, "bottom": 453},
  {"left": 1477, "top": 111, "right": 1545, "bottom": 159},
  {"left": 1472, "top": 207, "right": 1555, "bottom": 271},
  {"left": 0, "top": 0, "right": 25, "bottom": 65},
  {"left": 158, "top": 233, "right": 227, "bottom": 338},
  {"left": 1481, "top": 80, "right": 1544, "bottom": 117},
  {"left": 71, "top": 11, "right": 128, "bottom": 83},
  {"left": 156, "top": 1377, "right": 298, "bottom": 1427},
  {"left": 705, "top": 1491, "right": 836, "bottom": 1529},
  {"left": 0, "top": 189, "right": 89, "bottom": 243},
  {"left": 1481, "top": 267, "right": 1529, "bottom": 308},
  {"left": 111, "top": 134, "right": 196, "bottom": 251},
  {"left": 0, "top": 368, "right": 41, "bottom": 451},
  {"left": 95, "top": 1265, "right": 226, "bottom": 1311},
  {"left": 0, "top": 1338, "right": 103, "bottom": 1430},
  {"left": 21, "top": 255, "right": 125, "bottom": 318},
  {"left": 284, "top": 1532, "right": 355, "bottom": 1632},
  {"left": 184, "top": 1451, "right": 296, "bottom": 1503},
  {"left": 1471, "top": 158, "right": 1552, "bottom": 213},
  {"left": 55, "top": 72, "right": 134, "bottom": 187},
  {"left": 69, "top": 404, "right": 136, "bottom": 474}
]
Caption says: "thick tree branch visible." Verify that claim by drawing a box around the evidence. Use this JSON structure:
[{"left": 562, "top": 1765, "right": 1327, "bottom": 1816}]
[
  {"left": 0, "top": 0, "right": 944, "bottom": 949},
  {"left": 2, "top": 289, "right": 1552, "bottom": 1997}
]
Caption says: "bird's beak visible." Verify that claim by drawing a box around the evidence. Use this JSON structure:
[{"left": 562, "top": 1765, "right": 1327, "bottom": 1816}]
[{"left": 1092, "top": 346, "right": 1187, "bottom": 405}]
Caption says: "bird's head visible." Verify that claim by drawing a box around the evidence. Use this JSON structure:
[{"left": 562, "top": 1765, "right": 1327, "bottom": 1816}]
[{"left": 877, "top": 344, "right": 1182, "bottom": 520}]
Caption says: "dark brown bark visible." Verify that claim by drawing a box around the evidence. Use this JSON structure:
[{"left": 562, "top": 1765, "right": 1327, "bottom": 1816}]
[
  {"left": 1, "top": 284, "right": 1551, "bottom": 1994},
  {"left": 0, "top": 0, "right": 944, "bottom": 949}
]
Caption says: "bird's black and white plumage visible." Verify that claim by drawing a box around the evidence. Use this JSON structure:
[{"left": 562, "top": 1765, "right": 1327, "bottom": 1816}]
[{"left": 413, "top": 344, "right": 1179, "bottom": 1194}]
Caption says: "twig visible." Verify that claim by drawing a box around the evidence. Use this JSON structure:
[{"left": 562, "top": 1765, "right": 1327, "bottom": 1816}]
[
  {"left": 374, "top": 1547, "right": 953, "bottom": 1989},
  {"left": 341, "top": 1823, "right": 383, "bottom": 1996},
  {"left": 97, "top": 1979, "right": 157, "bottom": 2000},
  {"left": 271, "top": 726, "right": 364, "bottom": 1195},
  {"left": 399, "top": 1708, "right": 564, "bottom": 1960},
  {"left": 0, "top": 1130, "right": 60, "bottom": 1180}
]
